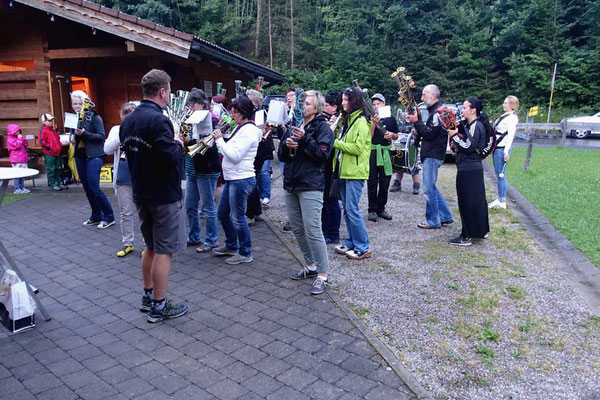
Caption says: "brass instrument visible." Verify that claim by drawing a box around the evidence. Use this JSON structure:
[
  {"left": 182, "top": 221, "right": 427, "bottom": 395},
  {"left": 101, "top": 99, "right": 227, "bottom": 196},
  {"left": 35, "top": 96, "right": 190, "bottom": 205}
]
[
  {"left": 329, "top": 113, "right": 342, "bottom": 137},
  {"left": 74, "top": 98, "right": 95, "bottom": 148},
  {"left": 187, "top": 123, "right": 230, "bottom": 157},
  {"left": 351, "top": 79, "right": 375, "bottom": 118},
  {"left": 391, "top": 66, "right": 421, "bottom": 120},
  {"left": 289, "top": 89, "right": 306, "bottom": 156},
  {"left": 167, "top": 90, "right": 193, "bottom": 140},
  {"left": 234, "top": 80, "right": 246, "bottom": 98},
  {"left": 216, "top": 82, "right": 227, "bottom": 97}
]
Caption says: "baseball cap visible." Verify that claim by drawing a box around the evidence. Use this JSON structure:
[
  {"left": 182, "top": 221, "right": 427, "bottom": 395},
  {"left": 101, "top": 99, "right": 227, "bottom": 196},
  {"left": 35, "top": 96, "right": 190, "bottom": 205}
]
[
  {"left": 41, "top": 113, "right": 55, "bottom": 122},
  {"left": 371, "top": 93, "right": 386, "bottom": 103}
]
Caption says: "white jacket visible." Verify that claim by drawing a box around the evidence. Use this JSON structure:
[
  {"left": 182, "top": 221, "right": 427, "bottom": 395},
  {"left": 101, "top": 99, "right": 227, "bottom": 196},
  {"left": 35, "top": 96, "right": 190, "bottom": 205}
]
[
  {"left": 494, "top": 112, "right": 519, "bottom": 156},
  {"left": 216, "top": 122, "right": 261, "bottom": 181},
  {"left": 104, "top": 125, "right": 121, "bottom": 189}
]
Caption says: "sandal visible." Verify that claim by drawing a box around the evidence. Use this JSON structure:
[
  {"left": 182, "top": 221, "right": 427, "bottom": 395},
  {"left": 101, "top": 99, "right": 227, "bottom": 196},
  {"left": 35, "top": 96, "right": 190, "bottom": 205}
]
[
  {"left": 417, "top": 222, "right": 440, "bottom": 229},
  {"left": 196, "top": 245, "right": 216, "bottom": 253}
]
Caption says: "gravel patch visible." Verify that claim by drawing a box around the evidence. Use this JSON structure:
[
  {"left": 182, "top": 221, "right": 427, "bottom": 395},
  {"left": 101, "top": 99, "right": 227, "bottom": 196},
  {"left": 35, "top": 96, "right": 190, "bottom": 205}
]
[{"left": 263, "top": 157, "right": 600, "bottom": 400}]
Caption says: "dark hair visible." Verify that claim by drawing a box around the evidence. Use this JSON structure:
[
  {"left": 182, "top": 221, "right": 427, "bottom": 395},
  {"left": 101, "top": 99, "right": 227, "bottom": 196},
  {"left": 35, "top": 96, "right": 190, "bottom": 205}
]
[
  {"left": 325, "top": 91, "right": 342, "bottom": 112},
  {"left": 212, "top": 94, "right": 228, "bottom": 108},
  {"left": 188, "top": 88, "right": 209, "bottom": 109},
  {"left": 342, "top": 87, "right": 366, "bottom": 114},
  {"left": 120, "top": 102, "right": 137, "bottom": 117},
  {"left": 465, "top": 97, "right": 483, "bottom": 117},
  {"left": 230, "top": 97, "right": 254, "bottom": 120},
  {"left": 141, "top": 69, "right": 171, "bottom": 98},
  {"left": 285, "top": 87, "right": 295, "bottom": 94}
]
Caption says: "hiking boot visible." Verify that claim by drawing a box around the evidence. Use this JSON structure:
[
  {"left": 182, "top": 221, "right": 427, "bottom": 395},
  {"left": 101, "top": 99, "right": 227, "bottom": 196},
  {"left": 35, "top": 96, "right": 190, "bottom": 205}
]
[
  {"left": 225, "top": 254, "right": 253, "bottom": 265},
  {"left": 147, "top": 299, "right": 188, "bottom": 323},
  {"left": 368, "top": 212, "right": 378, "bottom": 222},
  {"left": 377, "top": 211, "right": 392, "bottom": 221},
  {"left": 83, "top": 219, "right": 101, "bottom": 226},
  {"left": 334, "top": 244, "right": 351, "bottom": 255},
  {"left": 213, "top": 245, "right": 238, "bottom": 256},
  {"left": 310, "top": 276, "right": 328, "bottom": 295},
  {"left": 291, "top": 266, "right": 319, "bottom": 280},
  {"left": 389, "top": 180, "right": 401, "bottom": 192},
  {"left": 117, "top": 245, "right": 134, "bottom": 257},
  {"left": 97, "top": 220, "right": 116, "bottom": 229},
  {"left": 449, "top": 236, "right": 472, "bottom": 246},
  {"left": 346, "top": 249, "right": 373, "bottom": 260},
  {"left": 140, "top": 295, "right": 152, "bottom": 312}
]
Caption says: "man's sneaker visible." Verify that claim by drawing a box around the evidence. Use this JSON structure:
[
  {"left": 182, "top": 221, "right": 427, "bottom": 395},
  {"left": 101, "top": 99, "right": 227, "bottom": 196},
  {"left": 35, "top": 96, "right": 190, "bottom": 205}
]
[
  {"left": 368, "top": 212, "right": 378, "bottom": 222},
  {"left": 310, "top": 276, "right": 328, "bottom": 295},
  {"left": 449, "top": 236, "right": 472, "bottom": 246},
  {"left": 117, "top": 245, "right": 134, "bottom": 257},
  {"left": 412, "top": 183, "right": 420, "bottom": 195},
  {"left": 335, "top": 244, "right": 351, "bottom": 255},
  {"left": 377, "top": 211, "right": 392, "bottom": 221},
  {"left": 225, "top": 254, "right": 253, "bottom": 265},
  {"left": 389, "top": 180, "right": 401, "bottom": 192},
  {"left": 291, "top": 266, "right": 319, "bottom": 280},
  {"left": 281, "top": 221, "right": 292, "bottom": 232},
  {"left": 140, "top": 295, "right": 152, "bottom": 312},
  {"left": 83, "top": 219, "right": 100, "bottom": 226},
  {"left": 346, "top": 249, "right": 373, "bottom": 260},
  {"left": 147, "top": 300, "right": 188, "bottom": 323},
  {"left": 97, "top": 220, "right": 116, "bottom": 229},
  {"left": 213, "top": 245, "right": 238, "bottom": 256},
  {"left": 261, "top": 197, "right": 270, "bottom": 206}
]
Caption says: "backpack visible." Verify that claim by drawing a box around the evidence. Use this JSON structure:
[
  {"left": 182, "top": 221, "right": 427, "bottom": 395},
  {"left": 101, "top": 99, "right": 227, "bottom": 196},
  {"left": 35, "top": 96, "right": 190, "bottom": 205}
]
[{"left": 477, "top": 112, "right": 496, "bottom": 160}]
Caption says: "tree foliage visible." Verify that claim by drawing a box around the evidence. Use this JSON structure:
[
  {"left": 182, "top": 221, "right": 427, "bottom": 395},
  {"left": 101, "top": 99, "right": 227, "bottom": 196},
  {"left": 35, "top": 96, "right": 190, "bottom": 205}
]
[{"left": 94, "top": 0, "right": 600, "bottom": 117}]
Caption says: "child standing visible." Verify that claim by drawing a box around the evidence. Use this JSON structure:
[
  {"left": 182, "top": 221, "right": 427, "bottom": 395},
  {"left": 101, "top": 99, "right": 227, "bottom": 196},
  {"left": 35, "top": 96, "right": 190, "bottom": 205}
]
[
  {"left": 39, "top": 113, "right": 67, "bottom": 191},
  {"left": 6, "top": 123, "right": 30, "bottom": 194}
]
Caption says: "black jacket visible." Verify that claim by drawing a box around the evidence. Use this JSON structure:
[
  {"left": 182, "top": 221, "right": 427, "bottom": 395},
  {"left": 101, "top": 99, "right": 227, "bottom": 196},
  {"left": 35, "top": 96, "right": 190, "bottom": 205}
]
[
  {"left": 413, "top": 100, "right": 447, "bottom": 160},
  {"left": 453, "top": 119, "right": 484, "bottom": 171},
  {"left": 278, "top": 114, "right": 334, "bottom": 192},
  {"left": 120, "top": 100, "right": 185, "bottom": 205},
  {"left": 371, "top": 116, "right": 398, "bottom": 146},
  {"left": 71, "top": 113, "right": 106, "bottom": 159}
]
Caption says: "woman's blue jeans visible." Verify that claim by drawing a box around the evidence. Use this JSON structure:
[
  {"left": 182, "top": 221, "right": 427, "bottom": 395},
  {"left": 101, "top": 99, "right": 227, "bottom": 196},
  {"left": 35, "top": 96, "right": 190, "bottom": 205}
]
[
  {"left": 75, "top": 156, "right": 114, "bottom": 222},
  {"left": 257, "top": 160, "right": 272, "bottom": 200},
  {"left": 186, "top": 175, "right": 219, "bottom": 246},
  {"left": 339, "top": 179, "right": 370, "bottom": 253},
  {"left": 217, "top": 177, "right": 256, "bottom": 257},
  {"left": 493, "top": 148, "right": 510, "bottom": 201}
]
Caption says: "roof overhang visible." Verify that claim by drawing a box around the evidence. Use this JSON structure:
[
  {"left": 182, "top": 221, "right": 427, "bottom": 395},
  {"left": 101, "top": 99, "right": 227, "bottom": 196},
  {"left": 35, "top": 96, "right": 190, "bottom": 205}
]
[{"left": 15, "top": 0, "right": 192, "bottom": 58}]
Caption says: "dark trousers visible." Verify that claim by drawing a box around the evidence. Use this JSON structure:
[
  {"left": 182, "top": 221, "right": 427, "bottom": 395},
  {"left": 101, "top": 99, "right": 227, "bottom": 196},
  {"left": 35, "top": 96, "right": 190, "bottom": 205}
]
[
  {"left": 322, "top": 174, "right": 341, "bottom": 242},
  {"left": 246, "top": 180, "right": 262, "bottom": 219},
  {"left": 367, "top": 151, "right": 391, "bottom": 213}
]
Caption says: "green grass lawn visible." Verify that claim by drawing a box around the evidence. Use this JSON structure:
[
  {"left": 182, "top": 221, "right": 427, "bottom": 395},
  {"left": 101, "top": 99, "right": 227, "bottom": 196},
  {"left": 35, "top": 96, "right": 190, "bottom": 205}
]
[
  {"left": 1, "top": 193, "right": 30, "bottom": 205},
  {"left": 501, "top": 146, "right": 600, "bottom": 267}
]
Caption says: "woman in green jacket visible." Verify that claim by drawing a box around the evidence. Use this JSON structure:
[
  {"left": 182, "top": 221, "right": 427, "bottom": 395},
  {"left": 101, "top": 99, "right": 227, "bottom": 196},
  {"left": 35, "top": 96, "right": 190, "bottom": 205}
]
[{"left": 332, "top": 87, "right": 372, "bottom": 259}]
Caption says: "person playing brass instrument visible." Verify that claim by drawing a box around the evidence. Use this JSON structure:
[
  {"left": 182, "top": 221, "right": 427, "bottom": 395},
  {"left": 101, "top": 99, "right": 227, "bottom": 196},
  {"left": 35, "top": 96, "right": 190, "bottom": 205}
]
[{"left": 182, "top": 88, "right": 221, "bottom": 253}]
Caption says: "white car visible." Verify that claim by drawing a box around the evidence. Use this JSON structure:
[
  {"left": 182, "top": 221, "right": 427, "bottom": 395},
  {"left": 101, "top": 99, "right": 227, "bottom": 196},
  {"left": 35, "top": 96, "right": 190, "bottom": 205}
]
[{"left": 564, "top": 112, "right": 600, "bottom": 139}]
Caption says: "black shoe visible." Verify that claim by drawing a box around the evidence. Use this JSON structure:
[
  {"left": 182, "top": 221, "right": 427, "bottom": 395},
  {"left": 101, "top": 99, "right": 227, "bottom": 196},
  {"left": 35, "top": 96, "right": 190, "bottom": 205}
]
[
  {"left": 377, "top": 211, "right": 392, "bottom": 220},
  {"left": 449, "top": 236, "right": 472, "bottom": 246},
  {"left": 147, "top": 299, "right": 188, "bottom": 323},
  {"left": 310, "top": 277, "right": 328, "bottom": 295},
  {"left": 389, "top": 180, "right": 401, "bottom": 192},
  {"left": 281, "top": 222, "right": 292, "bottom": 232},
  {"left": 187, "top": 240, "right": 202, "bottom": 247},
  {"left": 368, "top": 212, "right": 378, "bottom": 222},
  {"left": 412, "top": 183, "right": 420, "bottom": 195},
  {"left": 140, "top": 295, "right": 152, "bottom": 312},
  {"left": 291, "top": 267, "right": 319, "bottom": 280}
]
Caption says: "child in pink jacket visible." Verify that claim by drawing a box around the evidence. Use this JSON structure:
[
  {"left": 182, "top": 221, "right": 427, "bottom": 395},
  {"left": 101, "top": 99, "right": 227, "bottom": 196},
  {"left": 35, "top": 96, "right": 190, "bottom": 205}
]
[{"left": 7, "top": 123, "right": 30, "bottom": 194}]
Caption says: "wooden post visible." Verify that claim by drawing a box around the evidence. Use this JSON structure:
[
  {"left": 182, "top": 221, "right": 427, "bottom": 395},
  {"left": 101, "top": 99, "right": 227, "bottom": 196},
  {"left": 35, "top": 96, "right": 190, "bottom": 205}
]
[
  {"left": 524, "top": 127, "right": 534, "bottom": 172},
  {"left": 560, "top": 119, "right": 567, "bottom": 147}
]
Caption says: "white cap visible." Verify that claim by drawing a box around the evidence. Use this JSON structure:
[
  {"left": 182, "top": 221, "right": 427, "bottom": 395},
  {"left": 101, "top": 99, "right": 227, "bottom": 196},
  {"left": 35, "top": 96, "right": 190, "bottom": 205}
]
[{"left": 41, "top": 113, "right": 55, "bottom": 122}]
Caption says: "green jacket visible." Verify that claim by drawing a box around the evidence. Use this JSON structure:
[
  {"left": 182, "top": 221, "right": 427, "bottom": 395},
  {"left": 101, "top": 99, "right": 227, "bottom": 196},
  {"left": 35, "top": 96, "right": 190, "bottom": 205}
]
[{"left": 333, "top": 110, "right": 371, "bottom": 180}]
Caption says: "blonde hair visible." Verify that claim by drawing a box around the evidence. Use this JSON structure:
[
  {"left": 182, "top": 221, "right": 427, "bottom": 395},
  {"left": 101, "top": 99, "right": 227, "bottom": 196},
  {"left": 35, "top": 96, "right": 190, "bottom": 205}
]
[
  {"left": 246, "top": 89, "right": 263, "bottom": 108},
  {"left": 71, "top": 90, "right": 90, "bottom": 103},
  {"left": 304, "top": 90, "right": 326, "bottom": 114},
  {"left": 506, "top": 95, "right": 519, "bottom": 111}
]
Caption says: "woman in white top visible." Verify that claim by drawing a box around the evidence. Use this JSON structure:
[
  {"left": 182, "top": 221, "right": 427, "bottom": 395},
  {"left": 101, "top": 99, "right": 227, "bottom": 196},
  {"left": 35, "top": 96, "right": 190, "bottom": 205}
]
[
  {"left": 212, "top": 97, "right": 261, "bottom": 264},
  {"left": 104, "top": 102, "right": 138, "bottom": 257},
  {"left": 489, "top": 95, "right": 519, "bottom": 209}
]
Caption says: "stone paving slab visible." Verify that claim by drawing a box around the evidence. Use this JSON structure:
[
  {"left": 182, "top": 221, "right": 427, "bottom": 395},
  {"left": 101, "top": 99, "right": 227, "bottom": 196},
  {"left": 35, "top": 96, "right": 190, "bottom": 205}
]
[{"left": 0, "top": 190, "right": 417, "bottom": 399}]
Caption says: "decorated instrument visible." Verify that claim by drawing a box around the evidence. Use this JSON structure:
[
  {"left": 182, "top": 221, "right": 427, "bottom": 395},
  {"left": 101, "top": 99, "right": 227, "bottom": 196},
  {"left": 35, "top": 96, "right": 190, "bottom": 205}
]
[
  {"left": 76, "top": 98, "right": 95, "bottom": 130},
  {"left": 391, "top": 66, "right": 421, "bottom": 121},
  {"left": 289, "top": 88, "right": 306, "bottom": 156},
  {"left": 234, "top": 80, "right": 247, "bottom": 98},
  {"left": 351, "top": 79, "right": 375, "bottom": 118},
  {"left": 166, "top": 90, "right": 193, "bottom": 140}
]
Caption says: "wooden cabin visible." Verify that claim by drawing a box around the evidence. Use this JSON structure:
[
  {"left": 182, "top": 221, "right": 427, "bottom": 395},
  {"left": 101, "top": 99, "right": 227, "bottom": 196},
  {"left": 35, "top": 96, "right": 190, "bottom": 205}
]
[{"left": 0, "top": 0, "right": 284, "bottom": 168}]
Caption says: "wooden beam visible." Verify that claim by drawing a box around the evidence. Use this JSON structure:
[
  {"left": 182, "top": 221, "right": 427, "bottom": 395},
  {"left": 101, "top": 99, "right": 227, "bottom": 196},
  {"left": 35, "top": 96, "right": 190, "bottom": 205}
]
[
  {"left": 0, "top": 89, "right": 47, "bottom": 101},
  {"left": 0, "top": 107, "right": 42, "bottom": 119},
  {"left": 0, "top": 70, "right": 46, "bottom": 81},
  {"left": 47, "top": 47, "right": 128, "bottom": 59}
]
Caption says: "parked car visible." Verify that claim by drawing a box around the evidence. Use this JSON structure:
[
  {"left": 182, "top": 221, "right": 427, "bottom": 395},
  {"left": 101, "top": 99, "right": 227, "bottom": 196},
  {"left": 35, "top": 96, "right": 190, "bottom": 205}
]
[{"left": 563, "top": 112, "right": 600, "bottom": 139}]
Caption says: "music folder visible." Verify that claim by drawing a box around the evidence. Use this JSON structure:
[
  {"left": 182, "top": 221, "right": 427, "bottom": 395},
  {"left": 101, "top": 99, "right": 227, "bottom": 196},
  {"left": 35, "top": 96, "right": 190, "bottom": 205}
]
[
  {"left": 266, "top": 101, "right": 288, "bottom": 126},
  {"left": 186, "top": 110, "right": 212, "bottom": 139}
]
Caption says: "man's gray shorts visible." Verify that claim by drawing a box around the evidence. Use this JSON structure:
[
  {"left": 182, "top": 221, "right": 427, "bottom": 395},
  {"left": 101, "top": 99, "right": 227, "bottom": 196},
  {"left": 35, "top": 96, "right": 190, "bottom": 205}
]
[{"left": 136, "top": 200, "right": 186, "bottom": 254}]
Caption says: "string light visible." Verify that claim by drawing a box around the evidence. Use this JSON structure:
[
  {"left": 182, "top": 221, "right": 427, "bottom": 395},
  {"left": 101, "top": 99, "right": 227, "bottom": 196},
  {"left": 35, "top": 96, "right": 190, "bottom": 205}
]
[
  {"left": 50, "top": 15, "right": 55, "bottom": 22},
  {"left": 9, "top": 0, "right": 14, "bottom": 7},
  {"left": 92, "top": 28, "right": 96, "bottom": 35}
]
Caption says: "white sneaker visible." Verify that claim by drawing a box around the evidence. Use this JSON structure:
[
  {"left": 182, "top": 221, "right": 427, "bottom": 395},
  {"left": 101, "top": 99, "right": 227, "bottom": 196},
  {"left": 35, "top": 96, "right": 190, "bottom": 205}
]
[
  {"left": 20, "top": 188, "right": 30, "bottom": 194},
  {"left": 498, "top": 201, "right": 507, "bottom": 209},
  {"left": 13, "top": 188, "right": 22, "bottom": 194},
  {"left": 261, "top": 198, "right": 270, "bottom": 206},
  {"left": 488, "top": 199, "right": 500, "bottom": 208}
]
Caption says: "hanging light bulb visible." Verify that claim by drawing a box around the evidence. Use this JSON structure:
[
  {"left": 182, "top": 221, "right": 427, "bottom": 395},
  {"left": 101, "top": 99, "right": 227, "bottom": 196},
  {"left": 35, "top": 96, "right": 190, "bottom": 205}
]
[
  {"left": 92, "top": 28, "right": 96, "bottom": 35},
  {"left": 9, "top": 0, "right": 14, "bottom": 7},
  {"left": 50, "top": 14, "right": 55, "bottom": 22}
]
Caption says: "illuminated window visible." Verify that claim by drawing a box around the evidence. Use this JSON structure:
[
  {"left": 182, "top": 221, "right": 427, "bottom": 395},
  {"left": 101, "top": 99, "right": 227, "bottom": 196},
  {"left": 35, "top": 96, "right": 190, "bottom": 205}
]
[
  {"left": 71, "top": 76, "right": 91, "bottom": 96},
  {"left": 0, "top": 61, "right": 35, "bottom": 72}
]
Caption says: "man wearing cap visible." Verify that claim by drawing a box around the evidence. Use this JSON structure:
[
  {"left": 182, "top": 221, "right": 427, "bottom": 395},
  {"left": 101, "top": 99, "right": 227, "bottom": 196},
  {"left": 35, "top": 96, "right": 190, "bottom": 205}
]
[
  {"left": 367, "top": 93, "right": 398, "bottom": 222},
  {"left": 39, "top": 113, "right": 67, "bottom": 191}
]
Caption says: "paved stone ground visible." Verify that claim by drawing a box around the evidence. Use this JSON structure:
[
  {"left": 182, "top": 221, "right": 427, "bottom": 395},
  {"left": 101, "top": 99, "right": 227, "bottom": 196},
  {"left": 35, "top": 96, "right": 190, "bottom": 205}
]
[{"left": 0, "top": 189, "right": 417, "bottom": 399}]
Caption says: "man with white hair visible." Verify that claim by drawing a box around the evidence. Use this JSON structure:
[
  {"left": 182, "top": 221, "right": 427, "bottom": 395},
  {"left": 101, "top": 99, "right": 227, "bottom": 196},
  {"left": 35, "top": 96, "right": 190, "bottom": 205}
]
[{"left": 406, "top": 85, "right": 453, "bottom": 229}]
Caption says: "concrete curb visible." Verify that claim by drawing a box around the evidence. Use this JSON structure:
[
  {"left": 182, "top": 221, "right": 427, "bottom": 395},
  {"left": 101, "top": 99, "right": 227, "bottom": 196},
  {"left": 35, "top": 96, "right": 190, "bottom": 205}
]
[
  {"left": 483, "top": 162, "right": 600, "bottom": 314},
  {"left": 261, "top": 214, "right": 432, "bottom": 400}
]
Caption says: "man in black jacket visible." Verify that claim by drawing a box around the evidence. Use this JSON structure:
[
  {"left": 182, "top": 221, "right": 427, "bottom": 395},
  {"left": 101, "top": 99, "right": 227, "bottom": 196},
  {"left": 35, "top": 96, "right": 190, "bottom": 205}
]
[
  {"left": 406, "top": 84, "right": 454, "bottom": 229},
  {"left": 120, "top": 69, "right": 188, "bottom": 323}
]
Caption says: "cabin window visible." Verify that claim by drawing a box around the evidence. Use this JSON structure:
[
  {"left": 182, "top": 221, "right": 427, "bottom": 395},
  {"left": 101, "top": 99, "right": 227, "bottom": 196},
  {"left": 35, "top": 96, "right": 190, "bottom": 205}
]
[{"left": 0, "top": 60, "right": 35, "bottom": 72}]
